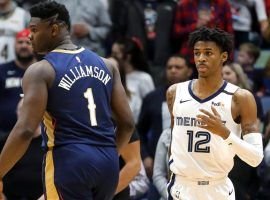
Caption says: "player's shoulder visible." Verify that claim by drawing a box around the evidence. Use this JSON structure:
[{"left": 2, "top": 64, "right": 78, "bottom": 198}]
[
  {"left": 101, "top": 57, "right": 118, "bottom": 78},
  {"left": 167, "top": 83, "right": 177, "bottom": 96},
  {"left": 167, "top": 80, "right": 190, "bottom": 94},
  {"left": 27, "top": 59, "right": 52, "bottom": 71},
  {"left": 24, "top": 59, "right": 55, "bottom": 84},
  {"left": 233, "top": 88, "right": 255, "bottom": 104}
]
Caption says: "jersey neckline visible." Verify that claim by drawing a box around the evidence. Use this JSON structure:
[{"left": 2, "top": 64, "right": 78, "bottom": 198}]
[
  {"left": 188, "top": 79, "right": 228, "bottom": 103},
  {"left": 51, "top": 47, "right": 85, "bottom": 54}
]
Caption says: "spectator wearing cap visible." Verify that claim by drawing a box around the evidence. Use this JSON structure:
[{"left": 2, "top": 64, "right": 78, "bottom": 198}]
[
  {"left": 0, "top": 0, "right": 30, "bottom": 64},
  {"left": 0, "top": 29, "right": 36, "bottom": 141}
]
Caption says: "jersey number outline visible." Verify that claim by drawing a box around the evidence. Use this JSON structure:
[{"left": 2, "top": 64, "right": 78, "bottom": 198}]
[
  {"left": 84, "top": 88, "right": 97, "bottom": 126},
  {"left": 187, "top": 130, "right": 211, "bottom": 153}
]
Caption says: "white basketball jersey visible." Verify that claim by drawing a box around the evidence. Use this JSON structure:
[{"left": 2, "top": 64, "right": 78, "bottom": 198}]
[
  {"left": 0, "top": 7, "right": 28, "bottom": 64},
  {"left": 170, "top": 80, "right": 241, "bottom": 179}
]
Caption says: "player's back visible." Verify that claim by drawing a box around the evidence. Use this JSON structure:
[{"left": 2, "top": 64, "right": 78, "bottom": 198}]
[
  {"left": 42, "top": 47, "right": 114, "bottom": 150},
  {"left": 170, "top": 80, "right": 241, "bottom": 180}
]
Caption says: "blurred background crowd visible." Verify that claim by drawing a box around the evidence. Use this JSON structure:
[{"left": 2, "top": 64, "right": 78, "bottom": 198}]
[{"left": 1, "top": 0, "right": 270, "bottom": 199}]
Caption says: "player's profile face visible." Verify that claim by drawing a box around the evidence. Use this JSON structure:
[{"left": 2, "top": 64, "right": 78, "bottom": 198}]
[
  {"left": 193, "top": 41, "right": 225, "bottom": 78},
  {"left": 29, "top": 17, "right": 53, "bottom": 54}
]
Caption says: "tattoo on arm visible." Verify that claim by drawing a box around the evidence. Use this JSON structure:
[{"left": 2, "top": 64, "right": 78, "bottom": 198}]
[
  {"left": 167, "top": 92, "right": 174, "bottom": 113},
  {"left": 242, "top": 122, "right": 257, "bottom": 135},
  {"left": 166, "top": 85, "right": 177, "bottom": 129}
]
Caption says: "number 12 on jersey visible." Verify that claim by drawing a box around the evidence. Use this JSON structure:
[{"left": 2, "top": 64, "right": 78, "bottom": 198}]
[
  {"left": 187, "top": 130, "right": 211, "bottom": 153},
  {"left": 84, "top": 88, "right": 97, "bottom": 126}
]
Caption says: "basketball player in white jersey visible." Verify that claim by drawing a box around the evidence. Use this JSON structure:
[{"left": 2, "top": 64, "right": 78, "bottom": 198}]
[{"left": 166, "top": 27, "right": 264, "bottom": 200}]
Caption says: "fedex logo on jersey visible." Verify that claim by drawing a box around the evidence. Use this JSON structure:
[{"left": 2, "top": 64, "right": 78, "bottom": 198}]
[{"left": 211, "top": 101, "right": 224, "bottom": 107}]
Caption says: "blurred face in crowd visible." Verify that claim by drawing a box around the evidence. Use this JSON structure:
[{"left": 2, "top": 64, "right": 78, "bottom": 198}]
[
  {"left": 0, "top": 0, "right": 10, "bottom": 8},
  {"left": 111, "top": 43, "right": 124, "bottom": 62},
  {"left": 237, "top": 50, "right": 252, "bottom": 67},
  {"left": 222, "top": 65, "right": 238, "bottom": 85},
  {"left": 15, "top": 37, "right": 34, "bottom": 63},
  {"left": 166, "top": 56, "right": 192, "bottom": 85},
  {"left": 194, "top": 41, "right": 227, "bottom": 78}
]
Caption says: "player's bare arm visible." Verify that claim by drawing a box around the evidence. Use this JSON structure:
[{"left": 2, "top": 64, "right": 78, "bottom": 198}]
[
  {"left": 166, "top": 84, "right": 177, "bottom": 129},
  {"left": 166, "top": 83, "right": 177, "bottom": 170},
  {"left": 115, "top": 140, "right": 141, "bottom": 194},
  {"left": 0, "top": 60, "right": 54, "bottom": 179},
  {"left": 103, "top": 58, "right": 135, "bottom": 153},
  {"left": 232, "top": 89, "right": 258, "bottom": 135}
]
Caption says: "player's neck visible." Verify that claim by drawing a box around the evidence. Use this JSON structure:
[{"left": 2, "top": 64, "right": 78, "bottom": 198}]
[
  {"left": 194, "top": 76, "right": 224, "bottom": 98},
  {"left": 52, "top": 36, "right": 76, "bottom": 51}
]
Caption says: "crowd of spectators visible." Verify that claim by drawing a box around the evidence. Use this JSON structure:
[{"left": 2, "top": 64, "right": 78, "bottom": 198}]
[{"left": 1, "top": 0, "right": 270, "bottom": 199}]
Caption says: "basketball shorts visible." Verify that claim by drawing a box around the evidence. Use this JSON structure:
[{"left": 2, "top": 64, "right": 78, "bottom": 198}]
[
  {"left": 43, "top": 144, "right": 119, "bottom": 200},
  {"left": 167, "top": 174, "right": 235, "bottom": 200}
]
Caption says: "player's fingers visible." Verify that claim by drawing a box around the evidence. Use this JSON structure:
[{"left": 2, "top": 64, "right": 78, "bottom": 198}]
[
  {"left": 211, "top": 105, "right": 221, "bottom": 118},
  {"left": 197, "top": 114, "right": 214, "bottom": 123},
  {"left": 197, "top": 123, "right": 209, "bottom": 130},
  {"left": 196, "top": 116, "right": 214, "bottom": 128},
  {"left": 199, "top": 109, "right": 215, "bottom": 118}
]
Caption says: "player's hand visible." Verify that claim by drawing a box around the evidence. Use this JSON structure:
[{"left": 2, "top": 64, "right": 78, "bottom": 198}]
[
  {"left": 72, "top": 23, "right": 89, "bottom": 38},
  {"left": 196, "top": 105, "right": 230, "bottom": 139}
]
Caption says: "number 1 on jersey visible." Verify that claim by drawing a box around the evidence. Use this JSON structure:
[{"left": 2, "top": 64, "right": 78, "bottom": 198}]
[{"left": 84, "top": 88, "right": 97, "bottom": 126}]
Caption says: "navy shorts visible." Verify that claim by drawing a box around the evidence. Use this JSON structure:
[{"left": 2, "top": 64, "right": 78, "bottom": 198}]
[{"left": 43, "top": 144, "right": 119, "bottom": 200}]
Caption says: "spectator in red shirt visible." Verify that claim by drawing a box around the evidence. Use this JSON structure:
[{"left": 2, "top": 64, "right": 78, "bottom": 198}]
[{"left": 173, "top": 0, "right": 233, "bottom": 67}]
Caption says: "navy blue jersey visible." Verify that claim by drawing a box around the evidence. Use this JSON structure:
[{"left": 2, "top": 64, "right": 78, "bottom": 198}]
[
  {"left": 42, "top": 47, "right": 115, "bottom": 150},
  {"left": 0, "top": 61, "right": 25, "bottom": 132}
]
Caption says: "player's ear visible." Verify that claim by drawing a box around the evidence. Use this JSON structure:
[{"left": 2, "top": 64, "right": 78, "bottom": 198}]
[
  {"left": 221, "top": 52, "right": 228, "bottom": 64},
  {"left": 51, "top": 24, "right": 59, "bottom": 37}
]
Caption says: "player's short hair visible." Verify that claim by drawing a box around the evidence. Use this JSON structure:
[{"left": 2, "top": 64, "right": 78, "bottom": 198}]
[
  {"left": 188, "top": 27, "right": 234, "bottom": 55},
  {"left": 30, "top": 1, "right": 71, "bottom": 31}
]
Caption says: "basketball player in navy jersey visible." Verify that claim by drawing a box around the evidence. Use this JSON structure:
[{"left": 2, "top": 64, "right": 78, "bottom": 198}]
[
  {"left": 166, "top": 27, "right": 263, "bottom": 200},
  {"left": 0, "top": 1, "right": 134, "bottom": 200}
]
